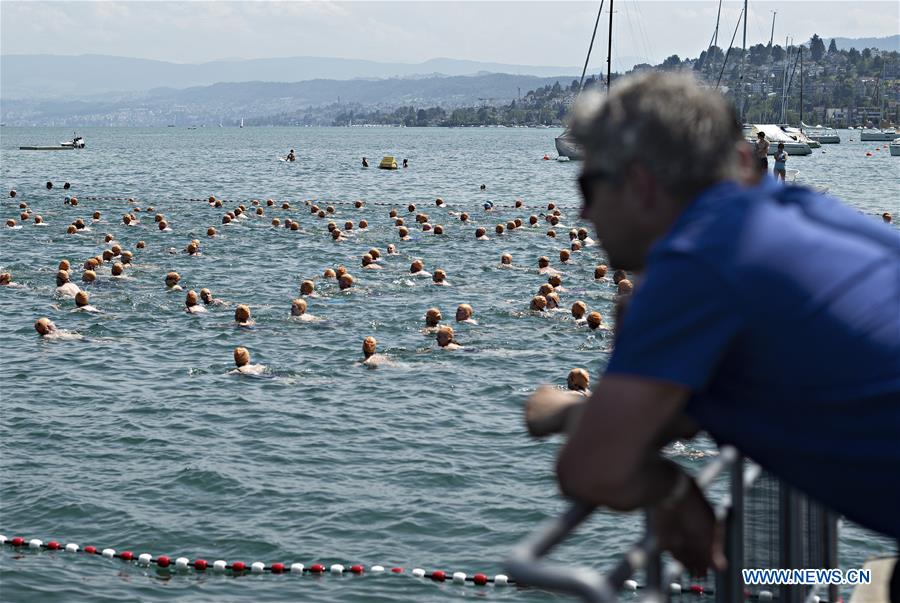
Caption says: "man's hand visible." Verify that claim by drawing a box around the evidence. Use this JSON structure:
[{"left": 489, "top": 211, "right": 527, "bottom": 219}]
[
  {"left": 654, "top": 479, "right": 726, "bottom": 577},
  {"left": 524, "top": 385, "right": 586, "bottom": 437}
]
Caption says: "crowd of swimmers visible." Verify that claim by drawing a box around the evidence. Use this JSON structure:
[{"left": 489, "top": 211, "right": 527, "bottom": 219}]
[
  {"left": 5, "top": 180, "right": 893, "bottom": 386},
  {"left": 5, "top": 181, "right": 626, "bottom": 390}
]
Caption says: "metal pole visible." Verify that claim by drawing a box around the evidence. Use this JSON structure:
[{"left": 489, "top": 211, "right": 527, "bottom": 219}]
[
  {"left": 606, "top": 0, "right": 614, "bottom": 95},
  {"left": 714, "top": 0, "right": 723, "bottom": 48},
  {"left": 739, "top": 0, "right": 748, "bottom": 121},
  {"left": 769, "top": 11, "right": 776, "bottom": 47},
  {"left": 579, "top": 0, "right": 605, "bottom": 90}
]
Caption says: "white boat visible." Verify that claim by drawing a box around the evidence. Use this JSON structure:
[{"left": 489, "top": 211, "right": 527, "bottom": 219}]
[
  {"left": 890, "top": 138, "right": 900, "bottom": 157},
  {"left": 20, "top": 135, "right": 85, "bottom": 151},
  {"left": 801, "top": 123, "right": 841, "bottom": 144},
  {"left": 240, "top": 118, "right": 244, "bottom": 128},
  {"left": 860, "top": 129, "right": 897, "bottom": 141},
  {"left": 745, "top": 124, "right": 812, "bottom": 155}
]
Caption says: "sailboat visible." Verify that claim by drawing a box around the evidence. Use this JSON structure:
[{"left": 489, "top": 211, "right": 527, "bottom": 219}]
[
  {"left": 555, "top": 0, "right": 612, "bottom": 160},
  {"left": 240, "top": 118, "right": 244, "bottom": 129}
]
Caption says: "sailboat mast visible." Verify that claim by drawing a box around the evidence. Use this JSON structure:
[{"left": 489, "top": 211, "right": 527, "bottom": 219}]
[
  {"left": 579, "top": 0, "right": 605, "bottom": 90},
  {"left": 714, "top": 0, "right": 723, "bottom": 48},
  {"left": 739, "top": 0, "right": 748, "bottom": 121},
  {"left": 799, "top": 45, "right": 803, "bottom": 129},
  {"left": 769, "top": 11, "right": 777, "bottom": 46},
  {"left": 606, "top": 0, "right": 614, "bottom": 95}
]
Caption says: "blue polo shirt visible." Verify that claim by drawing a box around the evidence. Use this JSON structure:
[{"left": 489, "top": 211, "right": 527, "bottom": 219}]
[{"left": 606, "top": 180, "right": 900, "bottom": 538}]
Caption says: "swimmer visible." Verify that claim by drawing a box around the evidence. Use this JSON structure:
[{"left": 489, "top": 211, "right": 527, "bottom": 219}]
[
  {"left": 0, "top": 273, "right": 11, "bottom": 286},
  {"left": 359, "top": 219, "right": 368, "bottom": 229},
  {"left": 55, "top": 271, "right": 81, "bottom": 298},
  {"left": 398, "top": 226, "right": 410, "bottom": 241},
  {"left": 72, "top": 290, "right": 100, "bottom": 313},
  {"left": 484, "top": 201, "right": 494, "bottom": 211},
  {"left": 617, "top": 278, "right": 634, "bottom": 295},
  {"left": 186, "top": 242, "right": 200, "bottom": 255},
  {"left": 403, "top": 158, "right": 409, "bottom": 168},
  {"left": 567, "top": 368, "right": 591, "bottom": 395},
  {"left": 455, "top": 303, "right": 477, "bottom": 324},
  {"left": 530, "top": 295, "right": 548, "bottom": 312},
  {"left": 480, "top": 184, "right": 487, "bottom": 191},
  {"left": 300, "top": 280, "right": 316, "bottom": 296},
  {"left": 586, "top": 311, "right": 603, "bottom": 330},
  {"left": 421, "top": 223, "right": 432, "bottom": 232},
  {"left": 136, "top": 241, "right": 146, "bottom": 249},
  {"left": 361, "top": 336, "right": 388, "bottom": 366},
  {"left": 424, "top": 307, "right": 443, "bottom": 330},
  {"left": 546, "top": 291, "right": 561, "bottom": 309},
  {"left": 495, "top": 224, "right": 505, "bottom": 235},
  {"left": 537, "top": 256, "right": 559, "bottom": 276},
  {"left": 475, "top": 227, "right": 489, "bottom": 241},
  {"left": 410, "top": 260, "right": 430, "bottom": 278},
  {"left": 165, "top": 271, "right": 183, "bottom": 291},
  {"left": 336, "top": 266, "right": 348, "bottom": 278},
  {"left": 59, "top": 260, "right": 71, "bottom": 271},
  {"left": 577, "top": 228, "right": 595, "bottom": 246},
  {"left": 234, "top": 304, "right": 254, "bottom": 326},
  {"left": 323, "top": 268, "right": 336, "bottom": 279},
  {"left": 339, "top": 273, "right": 355, "bottom": 290},
  {"left": 121, "top": 251, "right": 133, "bottom": 265},
  {"left": 436, "top": 325, "right": 462, "bottom": 350},
  {"left": 6, "top": 219, "right": 17, "bottom": 228},
  {"left": 200, "top": 288, "right": 224, "bottom": 306},
  {"left": 387, "top": 244, "right": 399, "bottom": 255},
  {"left": 548, "top": 274, "right": 565, "bottom": 291},
  {"left": 432, "top": 269, "right": 448, "bottom": 286},
  {"left": 158, "top": 220, "right": 170, "bottom": 231},
  {"left": 613, "top": 269, "right": 628, "bottom": 284},
  {"left": 460, "top": 212, "right": 469, "bottom": 222},
  {"left": 884, "top": 212, "right": 893, "bottom": 224},
  {"left": 34, "top": 317, "right": 56, "bottom": 337},
  {"left": 529, "top": 215, "right": 539, "bottom": 226},
  {"left": 539, "top": 283, "right": 555, "bottom": 297},
  {"left": 594, "top": 264, "right": 608, "bottom": 279},
  {"left": 185, "top": 290, "right": 207, "bottom": 314},
  {"left": 290, "top": 298, "right": 316, "bottom": 321},
  {"left": 559, "top": 249, "right": 571, "bottom": 264},
  {"left": 362, "top": 157, "right": 369, "bottom": 168},
  {"left": 569, "top": 229, "right": 579, "bottom": 241},
  {"left": 362, "top": 254, "right": 382, "bottom": 269},
  {"left": 571, "top": 241, "right": 582, "bottom": 252},
  {"left": 368, "top": 248, "right": 381, "bottom": 261},
  {"left": 571, "top": 301, "right": 587, "bottom": 323},
  {"left": 232, "top": 346, "right": 265, "bottom": 375},
  {"left": 34, "top": 215, "right": 45, "bottom": 225},
  {"left": 500, "top": 253, "right": 512, "bottom": 266},
  {"left": 331, "top": 229, "right": 343, "bottom": 241},
  {"left": 207, "top": 227, "right": 217, "bottom": 237},
  {"left": 435, "top": 197, "right": 445, "bottom": 207},
  {"left": 433, "top": 224, "right": 444, "bottom": 235},
  {"left": 547, "top": 229, "right": 556, "bottom": 238}
]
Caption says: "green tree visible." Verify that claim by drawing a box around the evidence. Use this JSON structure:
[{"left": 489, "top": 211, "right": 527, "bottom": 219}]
[
  {"left": 828, "top": 38, "right": 838, "bottom": 54},
  {"left": 771, "top": 44, "right": 786, "bottom": 62},
  {"left": 810, "top": 34, "right": 826, "bottom": 61},
  {"left": 848, "top": 47, "right": 860, "bottom": 65},
  {"left": 662, "top": 54, "right": 682, "bottom": 70}
]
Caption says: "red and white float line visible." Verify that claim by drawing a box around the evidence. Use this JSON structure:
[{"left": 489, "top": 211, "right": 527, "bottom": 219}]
[{"left": 0, "top": 534, "right": 509, "bottom": 586}]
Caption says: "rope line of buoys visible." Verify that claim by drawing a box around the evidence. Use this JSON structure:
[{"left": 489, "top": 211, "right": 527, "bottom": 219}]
[
  {"left": 0, "top": 534, "right": 510, "bottom": 586},
  {"left": 0, "top": 534, "right": 832, "bottom": 599},
  {"left": 181, "top": 197, "right": 539, "bottom": 211}
]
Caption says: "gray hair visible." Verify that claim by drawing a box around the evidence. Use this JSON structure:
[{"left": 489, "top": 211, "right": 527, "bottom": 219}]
[{"left": 571, "top": 72, "right": 742, "bottom": 202}]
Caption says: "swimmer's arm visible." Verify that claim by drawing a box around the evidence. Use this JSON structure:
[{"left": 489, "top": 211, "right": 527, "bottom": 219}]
[{"left": 555, "top": 374, "right": 690, "bottom": 511}]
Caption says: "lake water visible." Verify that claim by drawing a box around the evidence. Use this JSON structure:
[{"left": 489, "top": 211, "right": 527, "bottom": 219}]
[{"left": 1, "top": 126, "right": 897, "bottom": 602}]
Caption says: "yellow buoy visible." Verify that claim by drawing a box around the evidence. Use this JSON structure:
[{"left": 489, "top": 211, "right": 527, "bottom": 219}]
[{"left": 379, "top": 156, "right": 398, "bottom": 170}]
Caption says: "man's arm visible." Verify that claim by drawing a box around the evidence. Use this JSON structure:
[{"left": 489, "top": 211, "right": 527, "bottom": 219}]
[{"left": 555, "top": 374, "right": 690, "bottom": 510}]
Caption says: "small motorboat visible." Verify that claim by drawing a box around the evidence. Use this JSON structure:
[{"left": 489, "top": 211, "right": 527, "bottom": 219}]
[
  {"left": 889, "top": 138, "right": 900, "bottom": 157},
  {"left": 21, "top": 135, "right": 85, "bottom": 151}
]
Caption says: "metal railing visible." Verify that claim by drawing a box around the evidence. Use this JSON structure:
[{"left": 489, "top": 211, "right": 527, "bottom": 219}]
[{"left": 505, "top": 446, "right": 840, "bottom": 602}]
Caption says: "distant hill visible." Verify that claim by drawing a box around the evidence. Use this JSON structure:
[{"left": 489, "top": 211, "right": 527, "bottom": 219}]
[
  {"left": 827, "top": 35, "right": 900, "bottom": 52},
  {"left": 0, "top": 73, "right": 579, "bottom": 126},
  {"left": 0, "top": 54, "right": 582, "bottom": 99}
]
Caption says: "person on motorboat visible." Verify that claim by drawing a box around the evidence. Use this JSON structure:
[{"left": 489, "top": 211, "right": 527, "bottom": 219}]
[{"left": 525, "top": 72, "right": 900, "bottom": 583}]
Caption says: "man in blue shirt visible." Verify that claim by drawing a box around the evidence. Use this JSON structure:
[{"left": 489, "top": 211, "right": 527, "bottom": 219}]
[{"left": 527, "top": 73, "right": 899, "bottom": 585}]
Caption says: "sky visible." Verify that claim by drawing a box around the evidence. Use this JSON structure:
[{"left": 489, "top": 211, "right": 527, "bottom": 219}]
[{"left": 1, "top": 1, "right": 898, "bottom": 72}]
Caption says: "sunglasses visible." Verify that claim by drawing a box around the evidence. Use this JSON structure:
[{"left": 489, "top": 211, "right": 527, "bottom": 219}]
[{"left": 577, "top": 167, "right": 618, "bottom": 203}]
